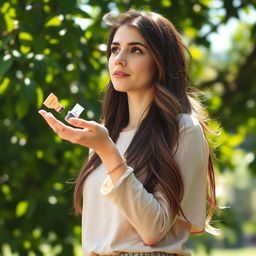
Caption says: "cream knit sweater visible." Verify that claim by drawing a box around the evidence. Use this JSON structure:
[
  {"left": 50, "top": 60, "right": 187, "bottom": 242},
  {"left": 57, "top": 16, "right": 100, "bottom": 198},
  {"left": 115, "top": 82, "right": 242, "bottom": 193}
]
[{"left": 82, "top": 114, "right": 209, "bottom": 256}]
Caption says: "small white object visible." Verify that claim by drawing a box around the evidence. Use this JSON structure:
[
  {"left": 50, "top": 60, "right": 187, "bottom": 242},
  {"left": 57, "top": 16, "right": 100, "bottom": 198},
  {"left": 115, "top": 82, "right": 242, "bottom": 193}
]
[{"left": 65, "top": 103, "right": 84, "bottom": 121}]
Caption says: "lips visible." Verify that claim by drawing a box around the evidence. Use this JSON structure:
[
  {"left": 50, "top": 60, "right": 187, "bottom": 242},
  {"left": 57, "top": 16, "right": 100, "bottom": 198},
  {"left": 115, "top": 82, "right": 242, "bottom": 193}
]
[{"left": 113, "top": 70, "right": 130, "bottom": 78}]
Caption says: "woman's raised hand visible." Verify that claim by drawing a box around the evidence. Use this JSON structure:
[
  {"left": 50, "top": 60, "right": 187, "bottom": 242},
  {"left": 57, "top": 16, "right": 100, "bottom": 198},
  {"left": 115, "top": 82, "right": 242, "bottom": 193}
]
[{"left": 38, "top": 109, "right": 114, "bottom": 155}]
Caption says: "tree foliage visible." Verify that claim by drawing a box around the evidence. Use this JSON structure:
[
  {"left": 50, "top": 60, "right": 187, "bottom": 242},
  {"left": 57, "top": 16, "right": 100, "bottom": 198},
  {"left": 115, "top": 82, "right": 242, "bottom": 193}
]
[{"left": 0, "top": 0, "right": 256, "bottom": 255}]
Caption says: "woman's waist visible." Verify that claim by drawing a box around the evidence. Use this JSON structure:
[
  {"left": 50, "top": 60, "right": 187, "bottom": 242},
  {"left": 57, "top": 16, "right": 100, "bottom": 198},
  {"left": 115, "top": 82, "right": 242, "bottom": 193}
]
[{"left": 101, "top": 253, "right": 178, "bottom": 256}]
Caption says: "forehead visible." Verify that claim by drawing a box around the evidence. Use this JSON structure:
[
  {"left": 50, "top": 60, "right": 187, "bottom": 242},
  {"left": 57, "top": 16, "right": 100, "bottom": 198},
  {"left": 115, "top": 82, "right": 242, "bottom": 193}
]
[{"left": 112, "top": 25, "right": 147, "bottom": 44}]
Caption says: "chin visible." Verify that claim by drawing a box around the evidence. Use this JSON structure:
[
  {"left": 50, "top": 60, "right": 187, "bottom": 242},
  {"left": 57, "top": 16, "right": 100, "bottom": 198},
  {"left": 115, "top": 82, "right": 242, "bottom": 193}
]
[{"left": 113, "top": 85, "right": 128, "bottom": 93}]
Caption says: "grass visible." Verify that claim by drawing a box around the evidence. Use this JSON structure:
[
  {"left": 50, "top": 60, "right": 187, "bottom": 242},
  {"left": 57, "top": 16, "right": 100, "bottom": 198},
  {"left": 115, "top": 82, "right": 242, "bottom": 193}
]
[{"left": 193, "top": 247, "right": 256, "bottom": 256}]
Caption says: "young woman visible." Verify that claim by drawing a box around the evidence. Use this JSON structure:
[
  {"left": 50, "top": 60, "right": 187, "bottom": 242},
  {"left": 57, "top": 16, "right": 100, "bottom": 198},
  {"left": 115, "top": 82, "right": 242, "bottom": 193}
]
[{"left": 39, "top": 9, "right": 218, "bottom": 256}]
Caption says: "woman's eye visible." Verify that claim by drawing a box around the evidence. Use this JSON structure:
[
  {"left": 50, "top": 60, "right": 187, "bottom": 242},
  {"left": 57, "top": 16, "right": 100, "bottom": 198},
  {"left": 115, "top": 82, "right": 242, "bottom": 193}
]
[
  {"left": 111, "top": 47, "right": 119, "bottom": 54},
  {"left": 130, "top": 47, "right": 142, "bottom": 54}
]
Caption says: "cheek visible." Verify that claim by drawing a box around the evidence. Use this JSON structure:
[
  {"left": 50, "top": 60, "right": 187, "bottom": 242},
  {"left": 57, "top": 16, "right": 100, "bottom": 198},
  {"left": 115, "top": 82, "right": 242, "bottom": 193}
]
[
  {"left": 140, "top": 60, "right": 156, "bottom": 79},
  {"left": 133, "top": 59, "right": 151, "bottom": 73},
  {"left": 108, "top": 62, "right": 113, "bottom": 81},
  {"left": 139, "top": 55, "right": 155, "bottom": 71},
  {"left": 108, "top": 54, "right": 116, "bottom": 69},
  {"left": 108, "top": 58, "right": 113, "bottom": 72}
]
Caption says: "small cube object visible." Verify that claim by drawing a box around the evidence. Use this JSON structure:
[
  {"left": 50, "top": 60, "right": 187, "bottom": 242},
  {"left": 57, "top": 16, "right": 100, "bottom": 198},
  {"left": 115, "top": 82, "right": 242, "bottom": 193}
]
[{"left": 65, "top": 103, "right": 84, "bottom": 121}]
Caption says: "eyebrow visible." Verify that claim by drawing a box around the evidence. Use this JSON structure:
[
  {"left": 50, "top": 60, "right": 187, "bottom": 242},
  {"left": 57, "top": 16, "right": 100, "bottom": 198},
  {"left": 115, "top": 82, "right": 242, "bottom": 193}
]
[{"left": 111, "top": 41, "right": 148, "bottom": 49}]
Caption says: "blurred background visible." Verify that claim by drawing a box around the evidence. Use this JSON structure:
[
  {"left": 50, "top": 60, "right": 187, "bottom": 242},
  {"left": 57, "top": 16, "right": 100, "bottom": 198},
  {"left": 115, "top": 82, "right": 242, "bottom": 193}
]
[{"left": 0, "top": 0, "right": 256, "bottom": 255}]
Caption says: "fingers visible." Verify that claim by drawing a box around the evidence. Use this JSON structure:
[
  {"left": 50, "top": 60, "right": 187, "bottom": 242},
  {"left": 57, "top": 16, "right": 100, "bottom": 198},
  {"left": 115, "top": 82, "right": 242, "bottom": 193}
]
[
  {"left": 38, "top": 110, "right": 94, "bottom": 130},
  {"left": 68, "top": 118, "right": 97, "bottom": 131},
  {"left": 38, "top": 109, "right": 54, "bottom": 121},
  {"left": 38, "top": 109, "right": 47, "bottom": 116},
  {"left": 38, "top": 110, "right": 97, "bottom": 145},
  {"left": 38, "top": 110, "right": 66, "bottom": 133}
]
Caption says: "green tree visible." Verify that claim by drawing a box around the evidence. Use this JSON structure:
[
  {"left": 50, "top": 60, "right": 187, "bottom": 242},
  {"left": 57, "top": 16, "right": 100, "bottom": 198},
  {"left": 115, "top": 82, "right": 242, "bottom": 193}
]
[{"left": 1, "top": 0, "right": 256, "bottom": 255}]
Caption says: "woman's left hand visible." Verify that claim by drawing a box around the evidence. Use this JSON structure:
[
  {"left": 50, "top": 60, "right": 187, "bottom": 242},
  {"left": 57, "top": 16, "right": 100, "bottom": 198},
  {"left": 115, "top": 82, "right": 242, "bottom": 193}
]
[{"left": 38, "top": 110, "right": 114, "bottom": 154}]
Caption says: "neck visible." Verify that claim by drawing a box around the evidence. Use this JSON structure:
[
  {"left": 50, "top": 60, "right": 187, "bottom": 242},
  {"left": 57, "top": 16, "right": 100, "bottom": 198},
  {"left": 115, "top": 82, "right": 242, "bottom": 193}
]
[{"left": 123, "top": 89, "right": 154, "bottom": 131}]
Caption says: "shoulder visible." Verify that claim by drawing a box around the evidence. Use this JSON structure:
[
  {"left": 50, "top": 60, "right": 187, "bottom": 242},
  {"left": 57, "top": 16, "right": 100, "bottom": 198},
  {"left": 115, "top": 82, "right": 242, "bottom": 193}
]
[
  {"left": 178, "top": 113, "right": 200, "bottom": 130},
  {"left": 177, "top": 113, "right": 207, "bottom": 144},
  {"left": 175, "top": 114, "right": 209, "bottom": 161}
]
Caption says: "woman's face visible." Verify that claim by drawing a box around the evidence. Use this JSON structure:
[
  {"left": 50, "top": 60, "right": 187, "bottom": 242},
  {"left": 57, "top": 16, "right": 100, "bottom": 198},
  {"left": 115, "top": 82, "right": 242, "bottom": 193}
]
[{"left": 108, "top": 25, "right": 156, "bottom": 95}]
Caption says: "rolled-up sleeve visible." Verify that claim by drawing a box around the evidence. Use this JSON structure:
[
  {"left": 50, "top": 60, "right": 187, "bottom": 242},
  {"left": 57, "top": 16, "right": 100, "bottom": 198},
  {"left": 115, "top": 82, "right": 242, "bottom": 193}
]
[{"left": 100, "top": 167, "right": 174, "bottom": 245}]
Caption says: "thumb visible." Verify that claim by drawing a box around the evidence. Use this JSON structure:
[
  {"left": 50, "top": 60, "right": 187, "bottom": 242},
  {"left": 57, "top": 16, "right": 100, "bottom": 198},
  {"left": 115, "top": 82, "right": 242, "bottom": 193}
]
[{"left": 69, "top": 118, "right": 97, "bottom": 130}]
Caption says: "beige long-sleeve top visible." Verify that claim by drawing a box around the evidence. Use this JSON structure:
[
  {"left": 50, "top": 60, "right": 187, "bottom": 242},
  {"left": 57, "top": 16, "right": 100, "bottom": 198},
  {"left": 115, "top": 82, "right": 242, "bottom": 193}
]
[{"left": 82, "top": 114, "right": 209, "bottom": 256}]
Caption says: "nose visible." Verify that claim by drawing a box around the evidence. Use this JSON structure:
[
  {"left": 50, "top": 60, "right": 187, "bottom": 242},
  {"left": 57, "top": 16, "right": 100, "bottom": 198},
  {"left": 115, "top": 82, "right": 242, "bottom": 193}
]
[{"left": 114, "top": 52, "right": 126, "bottom": 66}]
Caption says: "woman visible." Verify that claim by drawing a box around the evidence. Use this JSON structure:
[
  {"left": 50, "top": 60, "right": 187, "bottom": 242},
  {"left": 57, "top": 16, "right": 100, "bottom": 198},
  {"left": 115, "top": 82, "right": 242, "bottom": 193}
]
[{"left": 39, "top": 9, "right": 218, "bottom": 256}]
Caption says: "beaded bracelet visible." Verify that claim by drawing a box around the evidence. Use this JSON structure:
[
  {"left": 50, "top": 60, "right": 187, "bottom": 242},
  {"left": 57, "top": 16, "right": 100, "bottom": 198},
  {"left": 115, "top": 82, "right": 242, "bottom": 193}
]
[{"left": 107, "top": 159, "right": 126, "bottom": 175}]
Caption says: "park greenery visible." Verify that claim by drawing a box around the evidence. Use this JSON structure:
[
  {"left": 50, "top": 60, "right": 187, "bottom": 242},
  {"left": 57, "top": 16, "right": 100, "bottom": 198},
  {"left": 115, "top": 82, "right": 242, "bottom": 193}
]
[{"left": 0, "top": 0, "right": 256, "bottom": 255}]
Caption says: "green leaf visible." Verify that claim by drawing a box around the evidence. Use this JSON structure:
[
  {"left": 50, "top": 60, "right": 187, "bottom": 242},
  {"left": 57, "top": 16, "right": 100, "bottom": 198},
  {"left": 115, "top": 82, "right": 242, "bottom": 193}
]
[
  {"left": 210, "top": 95, "right": 222, "bottom": 111},
  {"left": 16, "top": 201, "right": 29, "bottom": 217},
  {"left": 0, "top": 35, "right": 13, "bottom": 50},
  {"left": 0, "top": 77, "right": 10, "bottom": 94},
  {"left": 20, "top": 45, "right": 31, "bottom": 54},
  {"left": 36, "top": 87, "right": 44, "bottom": 108},
  {"left": 15, "top": 98, "right": 29, "bottom": 119},
  {"left": 161, "top": 0, "right": 172, "bottom": 8},
  {"left": 45, "top": 15, "right": 62, "bottom": 27},
  {"left": 74, "top": 8, "right": 91, "bottom": 18},
  {"left": 19, "top": 31, "right": 33, "bottom": 41},
  {"left": 4, "top": 9, "right": 16, "bottom": 33},
  {"left": 1, "top": 184, "right": 11, "bottom": 195},
  {"left": 199, "top": 0, "right": 211, "bottom": 6},
  {"left": 1, "top": 2, "right": 10, "bottom": 13},
  {"left": 0, "top": 56, "right": 13, "bottom": 80}
]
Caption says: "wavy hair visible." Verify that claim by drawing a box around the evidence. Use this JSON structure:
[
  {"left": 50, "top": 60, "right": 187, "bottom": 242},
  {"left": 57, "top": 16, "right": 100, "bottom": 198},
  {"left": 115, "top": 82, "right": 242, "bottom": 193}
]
[{"left": 73, "top": 9, "right": 218, "bottom": 234}]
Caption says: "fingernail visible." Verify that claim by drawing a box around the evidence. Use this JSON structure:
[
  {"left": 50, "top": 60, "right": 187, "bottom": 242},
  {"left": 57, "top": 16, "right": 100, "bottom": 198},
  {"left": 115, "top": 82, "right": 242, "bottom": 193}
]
[
  {"left": 38, "top": 110, "right": 47, "bottom": 115},
  {"left": 69, "top": 117, "right": 77, "bottom": 122}
]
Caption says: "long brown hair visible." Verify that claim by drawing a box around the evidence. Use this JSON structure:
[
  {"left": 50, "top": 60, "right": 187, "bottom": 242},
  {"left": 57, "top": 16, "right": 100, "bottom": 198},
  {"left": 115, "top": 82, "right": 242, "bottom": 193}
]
[{"left": 74, "top": 9, "right": 218, "bottom": 233}]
